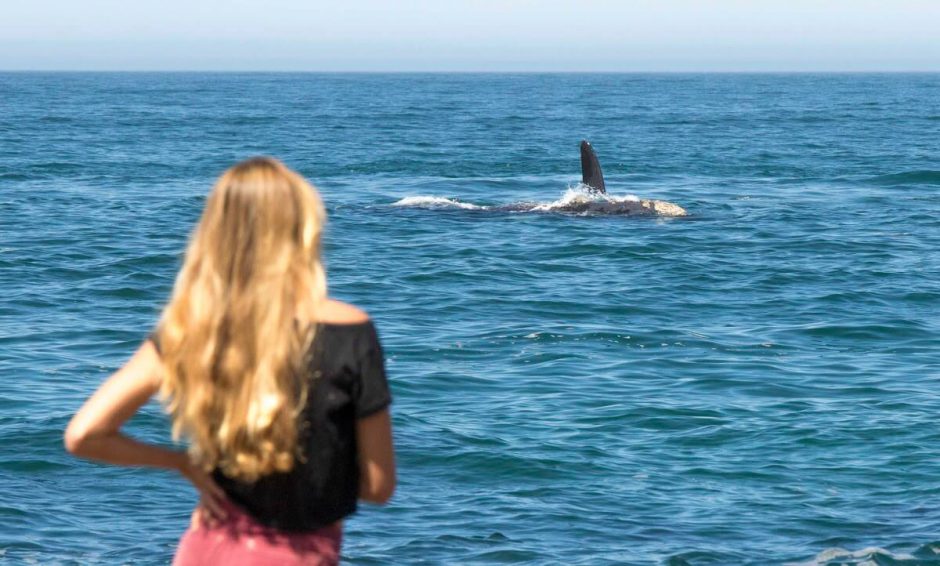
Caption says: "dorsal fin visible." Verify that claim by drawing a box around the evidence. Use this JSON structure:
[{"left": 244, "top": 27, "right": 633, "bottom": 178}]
[{"left": 580, "top": 140, "right": 606, "bottom": 194}]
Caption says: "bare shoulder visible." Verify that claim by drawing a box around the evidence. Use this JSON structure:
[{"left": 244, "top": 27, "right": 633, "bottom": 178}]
[{"left": 318, "top": 299, "right": 371, "bottom": 325}]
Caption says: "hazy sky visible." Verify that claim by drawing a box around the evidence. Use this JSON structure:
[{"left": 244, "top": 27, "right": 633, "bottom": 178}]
[{"left": 2, "top": 0, "right": 938, "bottom": 71}]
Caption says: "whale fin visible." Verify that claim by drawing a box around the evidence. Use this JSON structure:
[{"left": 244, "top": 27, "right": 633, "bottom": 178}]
[{"left": 580, "top": 140, "right": 606, "bottom": 194}]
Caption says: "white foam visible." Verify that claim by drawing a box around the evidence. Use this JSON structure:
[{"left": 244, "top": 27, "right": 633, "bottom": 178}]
[
  {"left": 391, "top": 196, "right": 484, "bottom": 210},
  {"left": 530, "top": 185, "right": 643, "bottom": 212},
  {"left": 390, "top": 186, "right": 687, "bottom": 217},
  {"left": 786, "top": 546, "right": 919, "bottom": 566}
]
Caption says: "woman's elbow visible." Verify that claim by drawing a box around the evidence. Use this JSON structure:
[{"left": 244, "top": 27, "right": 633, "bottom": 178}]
[
  {"left": 362, "top": 475, "right": 396, "bottom": 504},
  {"left": 64, "top": 427, "right": 84, "bottom": 455},
  {"left": 373, "top": 480, "right": 396, "bottom": 504},
  {"left": 364, "top": 487, "right": 395, "bottom": 505},
  {"left": 64, "top": 420, "right": 92, "bottom": 456}
]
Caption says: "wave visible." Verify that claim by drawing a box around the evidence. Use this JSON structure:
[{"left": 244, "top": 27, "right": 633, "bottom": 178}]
[
  {"left": 391, "top": 196, "right": 483, "bottom": 210},
  {"left": 391, "top": 186, "right": 688, "bottom": 217},
  {"left": 788, "top": 544, "right": 940, "bottom": 565},
  {"left": 866, "top": 170, "right": 940, "bottom": 186}
]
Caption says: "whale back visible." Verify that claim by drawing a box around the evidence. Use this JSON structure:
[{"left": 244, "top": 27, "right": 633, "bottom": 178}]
[{"left": 580, "top": 140, "right": 606, "bottom": 194}]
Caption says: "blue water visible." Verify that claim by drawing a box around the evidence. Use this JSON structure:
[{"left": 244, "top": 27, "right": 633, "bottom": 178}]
[{"left": 2, "top": 73, "right": 939, "bottom": 565}]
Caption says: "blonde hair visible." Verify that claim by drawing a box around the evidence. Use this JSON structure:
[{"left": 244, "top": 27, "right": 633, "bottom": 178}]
[{"left": 156, "top": 157, "right": 327, "bottom": 482}]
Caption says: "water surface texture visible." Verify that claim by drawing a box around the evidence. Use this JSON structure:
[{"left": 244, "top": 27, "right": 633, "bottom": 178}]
[{"left": 2, "top": 73, "right": 939, "bottom": 565}]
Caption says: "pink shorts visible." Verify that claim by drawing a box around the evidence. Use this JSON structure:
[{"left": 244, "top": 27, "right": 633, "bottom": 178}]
[{"left": 172, "top": 502, "right": 342, "bottom": 566}]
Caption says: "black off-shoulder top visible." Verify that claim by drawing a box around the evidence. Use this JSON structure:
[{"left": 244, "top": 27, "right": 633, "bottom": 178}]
[{"left": 150, "top": 320, "right": 391, "bottom": 532}]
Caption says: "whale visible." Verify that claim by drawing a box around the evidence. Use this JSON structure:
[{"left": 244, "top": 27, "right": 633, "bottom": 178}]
[{"left": 392, "top": 141, "right": 688, "bottom": 217}]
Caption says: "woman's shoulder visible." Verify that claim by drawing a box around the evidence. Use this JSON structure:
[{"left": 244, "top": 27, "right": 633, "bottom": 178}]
[{"left": 316, "top": 299, "right": 372, "bottom": 327}]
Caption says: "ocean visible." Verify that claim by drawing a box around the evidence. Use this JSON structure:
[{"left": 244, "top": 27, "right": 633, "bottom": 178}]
[{"left": 1, "top": 72, "right": 939, "bottom": 565}]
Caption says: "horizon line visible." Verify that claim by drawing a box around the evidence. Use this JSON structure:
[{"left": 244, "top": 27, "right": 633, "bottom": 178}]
[{"left": 2, "top": 69, "right": 939, "bottom": 74}]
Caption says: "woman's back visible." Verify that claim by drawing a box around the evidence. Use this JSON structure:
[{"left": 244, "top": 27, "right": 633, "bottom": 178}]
[{"left": 210, "top": 302, "right": 392, "bottom": 531}]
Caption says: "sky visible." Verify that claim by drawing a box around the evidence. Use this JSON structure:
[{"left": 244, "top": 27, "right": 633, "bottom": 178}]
[{"left": 1, "top": 0, "right": 939, "bottom": 72}]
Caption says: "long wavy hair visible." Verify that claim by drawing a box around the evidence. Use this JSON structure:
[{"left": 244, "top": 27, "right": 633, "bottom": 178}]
[{"left": 156, "top": 157, "right": 327, "bottom": 482}]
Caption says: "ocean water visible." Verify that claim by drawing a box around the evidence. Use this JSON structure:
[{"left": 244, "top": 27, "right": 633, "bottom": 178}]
[{"left": 1, "top": 72, "right": 939, "bottom": 565}]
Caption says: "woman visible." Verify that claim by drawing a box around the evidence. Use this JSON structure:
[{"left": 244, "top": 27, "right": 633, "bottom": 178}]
[{"left": 65, "top": 157, "right": 395, "bottom": 565}]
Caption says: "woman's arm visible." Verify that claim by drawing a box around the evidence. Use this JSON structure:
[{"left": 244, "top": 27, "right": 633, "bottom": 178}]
[
  {"left": 356, "top": 409, "right": 396, "bottom": 504},
  {"left": 65, "top": 340, "right": 175, "bottom": 465},
  {"left": 64, "top": 340, "right": 228, "bottom": 519},
  {"left": 65, "top": 340, "right": 170, "bottom": 460}
]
